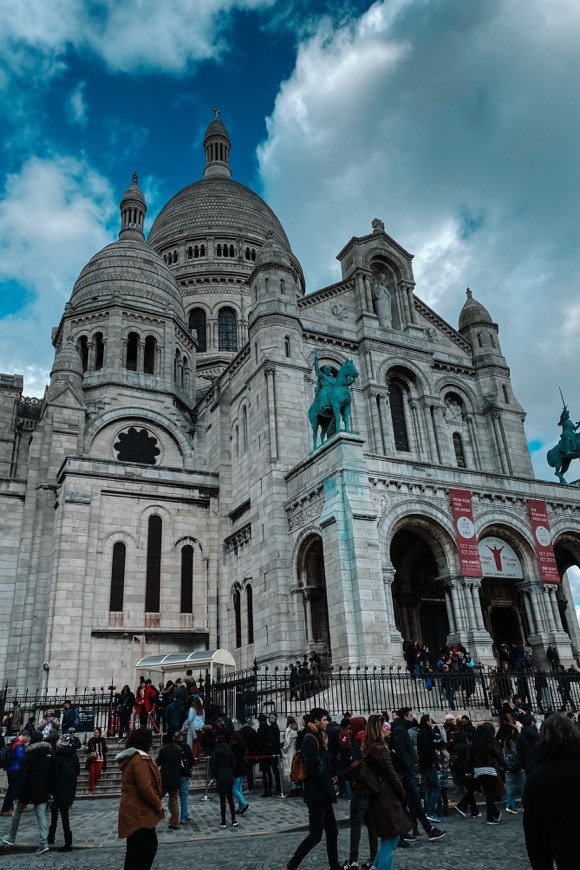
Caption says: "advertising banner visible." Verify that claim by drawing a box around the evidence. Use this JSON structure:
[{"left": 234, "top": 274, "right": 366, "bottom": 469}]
[
  {"left": 450, "top": 488, "right": 482, "bottom": 578},
  {"left": 527, "top": 498, "right": 560, "bottom": 584},
  {"left": 478, "top": 536, "right": 523, "bottom": 579}
]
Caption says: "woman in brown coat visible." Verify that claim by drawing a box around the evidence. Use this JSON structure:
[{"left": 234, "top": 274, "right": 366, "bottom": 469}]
[
  {"left": 362, "top": 714, "right": 412, "bottom": 870},
  {"left": 116, "top": 728, "right": 164, "bottom": 870}
]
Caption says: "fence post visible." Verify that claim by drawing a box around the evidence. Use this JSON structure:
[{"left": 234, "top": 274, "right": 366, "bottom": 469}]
[{"left": 478, "top": 664, "right": 490, "bottom": 710}]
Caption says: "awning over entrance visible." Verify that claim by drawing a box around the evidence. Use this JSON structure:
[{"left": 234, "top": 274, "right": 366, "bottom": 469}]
[{"left": 135, "top": 649, "right": 236, "bottom": 683}]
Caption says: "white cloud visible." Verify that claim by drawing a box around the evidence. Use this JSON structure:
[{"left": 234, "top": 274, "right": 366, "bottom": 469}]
[
  {"left": 0, "top": 156, "right": 117, "bottom": 394},
  {"left": 67, "top": 82, "right": 87, "bottom": 127},
  {"left": 0, "top": 0, "right": 276, "bottom": 77},
  {"left": 258, "top": 0, "right": 580, "bottom": 482}
]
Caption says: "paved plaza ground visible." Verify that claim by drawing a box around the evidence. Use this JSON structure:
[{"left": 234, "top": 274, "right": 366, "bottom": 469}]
[{"left": 0, "top": 790, "right": 530, "bottom": 870}]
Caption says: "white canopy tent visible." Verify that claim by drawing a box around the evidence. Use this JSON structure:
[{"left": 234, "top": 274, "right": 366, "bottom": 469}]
[{"left": 135, "top": 649, "right": 236, "bottom": 684}]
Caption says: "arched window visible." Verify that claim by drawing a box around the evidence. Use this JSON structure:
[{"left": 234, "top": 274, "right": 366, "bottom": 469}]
[
  {"left": 453, "top": 432, "right": 466, "bottom": 468},
  {"left": 145, "top": 515, "right": 162, "bottom": 612},
  {"left": 200, "top": 244, "right": 206, "bottom": 256},
  {"left": 229, "top": 244, "right": 235, "bottom": 257},
  {"left": 109, "top": 541, "right": 126, "bottom": 612},
  {"left": 180, "top": 544, "right": 193, "bottom": 614},
  {"left": 502, "top": 384, "right": 510, "bottom": 404},
  {"left": 233, "top": 588, "right": 242, "bottom": 648},
  {"left": 143, "top": 336, "right": 156, "bottom": 374},
  {"left": 246, "top": 585, "right": 254, "bottom": 644},
  {"left": 234, "top": 424, "right": 239, "bottom": 458},
  {"left": 187, "top": 246, "right": 193, "bottom": 259},
  {"left": 94, "top": 332, "right": 104, "bottom": 370},
  {"left": 218, "top": 307, "right": 237, "bottom": 352},
  {"left": 189, "top": 308, "right": 207, "bottom": 352},
  {"left": 242, "top": 406, "right": 248, "bottom": 453},
  {"left": 77, "top": 335, "right": 89, "bottom": 373},
  {"left": 251, "top": 249, "right": 256, "bottom": 261},
  {"left": 284, "top": 336, "right": 291, "bottom": 358},
  {"left": 126, "top": 332, "right": 139, "bottom": 371},
  {"left": 388, "top": 382, "right": 410, "bottom": 451},
  {"left": 245, "top": 247, "right": 250, "bottom": 260},
  {"left": 216, "top": 243, "right": 222, "bottom": 257},
  {"left": 280, "top": 279, "right": 285, "bottom": 295}
]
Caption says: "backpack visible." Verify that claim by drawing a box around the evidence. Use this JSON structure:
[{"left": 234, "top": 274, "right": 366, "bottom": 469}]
[
  {"left": 338, "top": 727, "right": 352, "bottom": 752},
  {"left": 290, "top": 749, "right": 307, "bottom": 785},
  {"left": 350, "top": 759, "right": 381, "bottom": 796},
  {"left": 0, "top": 743, "right": 12, "bottom": 771}
]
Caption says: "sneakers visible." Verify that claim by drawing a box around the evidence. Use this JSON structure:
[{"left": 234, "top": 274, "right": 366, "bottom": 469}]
[
  {"left": 426, "top": 814, "right": 442, "bottom": 823},
  {"left": 342, "top": 862, "right": 359, "bottom": 869},
  {"left": 240, "top": 804, "right": 250, "bottom": 816},
  {"left": 2, "top": 836, "right": 15, "bottom": 847},
  {"left": 428, "top": 828, "right": 447, "bottom": 841},
  {"left": 36, "top": 845, "right": 50, "bottom": 854},
  {"left": 471, "top": 812, "right": 481, "bottom": 818},
  {"left": 168, "top": 825, "right": 180, "bottom": 830},
  {"left": 231, "top": 820, "right": 239, "bottom": 827},
  {"left": 58, "top": 845, "right": 72, "bottom": 852},
  {"left": 219, "top": 822, "right": 227, "bottom": 829},
  {"left": 454, "top": 806, "right": 466, "bottom": 818},
  {"left": 506, "top": 806, "right": 519, "bottom": 814},
  {"left": 486, "top": 819, "right": 500, "bottom": 826}
]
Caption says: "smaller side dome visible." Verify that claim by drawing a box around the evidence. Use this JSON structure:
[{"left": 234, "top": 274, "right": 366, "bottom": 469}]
[
  {"left": 253, "top": 233, "right": 292, "bottom": 271},
  {"left": 458, "top": 287, "right": 493, "bottom": 332}
]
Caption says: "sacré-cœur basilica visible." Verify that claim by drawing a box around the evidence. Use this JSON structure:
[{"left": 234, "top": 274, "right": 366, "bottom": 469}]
[{"left": 1, "top": 115, "right": 580, "bottom": 692}]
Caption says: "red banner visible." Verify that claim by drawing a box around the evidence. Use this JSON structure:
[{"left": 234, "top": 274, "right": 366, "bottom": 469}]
[
  {"left": 527, "top": 499, "right": 560, "bottom": 584},
  {"left": 450, "top": 488, "right": 482, "bottom": 578}
]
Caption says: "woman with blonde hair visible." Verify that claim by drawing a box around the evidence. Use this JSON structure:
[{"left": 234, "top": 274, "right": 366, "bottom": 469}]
[
  {"left": 185, "top": 696, "right": 205, "bottom": 760},
  {"left": 361, "top": 714, "right": 411, "bottom": 870}
]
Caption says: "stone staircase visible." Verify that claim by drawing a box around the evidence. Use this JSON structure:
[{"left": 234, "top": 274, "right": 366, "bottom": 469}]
[{"left": 75, "top": 737, "right": 210, "bottom": 800}]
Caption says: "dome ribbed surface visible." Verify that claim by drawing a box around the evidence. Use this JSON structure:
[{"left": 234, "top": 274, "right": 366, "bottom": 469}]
[
  {"left": 254, "top": 236, "right": 292, "bottom": 270},
  {"left": 70, "top": 240, "right": 185, "bottom": 315},
  {"left": 458, "top": 291, "right": 493, "bottom": 332},
  {"left": 146, "top": 178, "right": 291, "bottom": 251},
  {"left": 204, "top": 119, "right": 229, "bottom": 140}
]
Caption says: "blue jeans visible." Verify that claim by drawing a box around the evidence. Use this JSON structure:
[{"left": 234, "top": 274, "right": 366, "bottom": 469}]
[
  {"left": 179, "top": 777, "right": 189, "bottom": 822},
  {"left": 9, "top": 801, "right": 49, "bottom": 847},
  {"left": 232, "top": 776, "right": 247, "bottom": 811},
  {"left": 376, "top": 836, "right": 398, "bottom": 870},
  {"left": 422, "top": 765, "right": 441, "bottom": 817},
  {"left": 401, "top": 771, "right": 432, "bottom": 834},
  {"left": 505, "top": 770, "right": 526, "bottom": 809}
]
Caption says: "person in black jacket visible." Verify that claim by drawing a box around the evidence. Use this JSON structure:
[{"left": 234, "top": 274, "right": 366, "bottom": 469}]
[
  {"left": 344, "top": 716, "right": 377, "bottom": 870},
  {"left": 156, "top": 732, "right": 183, "bottom": 829},
  {"left": 417, "top": 714, "right": 442, "bottom": 823},
  {"left": 268, "top": 714, "right": 282, "bottom": 795},
  {"left": 282, "top": 707, "right": 340, "bottom": 870},
  {"left": 524, "top": 712, "right": 580, "bottom": 870},
  {"left": 517, "top": 715, "right": 541, "bottom": 775},
  {"left": 48, "top": 734, "right": 80, "bottom": 851},
  {"left": 238, "top": 716, "right": 259, "bottom": 792},
  {"left": 209, "top": 734, "right": 237, "bottom": 829},
  {"left": 256, "top": 714, "right": 274, "bottom": 797},
  {"left": 2, "top": 732, "right": 53, "bottom": 855}
]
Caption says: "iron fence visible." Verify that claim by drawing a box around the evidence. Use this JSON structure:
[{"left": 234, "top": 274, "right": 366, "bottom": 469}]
[{"left": 2, "top": 667, "right": 579, "bottom": 735}]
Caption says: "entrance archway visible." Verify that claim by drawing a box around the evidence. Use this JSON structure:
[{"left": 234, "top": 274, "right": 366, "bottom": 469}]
[{"left": 390, "top": 526, "right": 450, "bottom": 656}]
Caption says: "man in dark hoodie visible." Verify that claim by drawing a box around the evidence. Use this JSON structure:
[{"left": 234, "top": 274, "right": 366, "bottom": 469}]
[
  {"left": 389, "top": 708, "right": 446, "bottom": 842},
  {"left": 344, "top": 716, "right": 377, "bottom": 870},
  {"left": 2, "top": 731, "right": 53, "bottom": 855},
  {"left": 48, "top": 734, "right": 80, "bottom": 851}
]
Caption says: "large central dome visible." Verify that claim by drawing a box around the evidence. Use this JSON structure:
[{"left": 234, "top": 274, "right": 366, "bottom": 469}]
[{"left": 147, "top": 176, "right": 291, "bottom": 250}]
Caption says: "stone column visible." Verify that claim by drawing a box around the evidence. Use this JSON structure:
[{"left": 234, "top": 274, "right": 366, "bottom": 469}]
[
  {"left": 542, "top": 585, "right": 557, "bottom": 631},
  {"left": 491, "top": 412, "right": 509, "bottom": 474},
  {"left": 379, "top": 394, "right": 391, "bottom": 454},
  {"left": 549, "top": 586, "right": 564, "bottom": 631},
  {"left": 421, "top": 403, "right": 436, "bottom": 463},
  {"left": 383, "top": 565, "right": 403, "bottom": 645},
  {"left": 466, "top": 415, "right": 482, "bottom": 470},
  {"left": 137, "top": 341, "right": 145, "bottom": 373},
  {"left": 303, "top": 590, "right": 314, "bottom": 644},
  {"left": 369, "top": 392, "right": 383, "bottom": 454},
  {"left": 87, "top": 341, "right": 95, "bottom": 372},
  {"left": 461, "top": 578, "right": 477, "bottom": 629},
  {"left": 363, "top": 274, "right": 373, "bottom": 313}
]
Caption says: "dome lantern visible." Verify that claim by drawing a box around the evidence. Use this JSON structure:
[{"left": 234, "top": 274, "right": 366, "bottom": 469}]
[
  {"left": 119, "top": 172, "right": 147, "bottom": 242},
  {"left": 203, "top": 109, "right": 232, "bottom": 180}
]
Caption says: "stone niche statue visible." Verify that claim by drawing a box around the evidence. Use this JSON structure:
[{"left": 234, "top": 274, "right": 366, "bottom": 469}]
[{"left": 372, "top": 272, "right": 392, "bottom": 328}]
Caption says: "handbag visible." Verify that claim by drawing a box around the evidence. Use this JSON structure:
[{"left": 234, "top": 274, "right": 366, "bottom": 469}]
[{"left": 85, "top": 751, "right": 97, "bottom": 769}]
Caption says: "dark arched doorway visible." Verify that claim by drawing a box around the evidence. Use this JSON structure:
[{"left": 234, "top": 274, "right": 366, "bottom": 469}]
[{"left": 390, "top": 527, "right": 450, "bottom": 657}]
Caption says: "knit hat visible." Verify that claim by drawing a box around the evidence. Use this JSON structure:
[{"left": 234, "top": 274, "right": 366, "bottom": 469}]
[
  {"left": 58, "top": 736, "right": 70, "bottom": 748},
  {"left": 444, "top": 714, "right": 456, "bottom": 721}
]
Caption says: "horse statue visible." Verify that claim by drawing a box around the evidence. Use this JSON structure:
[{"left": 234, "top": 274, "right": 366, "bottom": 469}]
[
  {"left": 308, "top": 355, "right": 359, "bottom": 449},
  {"left": 547, "top": 404, "right": 580, "bottom": 484}
]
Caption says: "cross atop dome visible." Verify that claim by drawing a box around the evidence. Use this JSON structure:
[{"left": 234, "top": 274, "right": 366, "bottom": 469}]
[{"left": 212, "top": 106, "right": 221, "bottom": 119}]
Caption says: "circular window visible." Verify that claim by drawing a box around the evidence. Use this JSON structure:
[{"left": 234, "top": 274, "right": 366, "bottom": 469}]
[{"left": 114, "top": 427, "right": 160, "bottom": 465}]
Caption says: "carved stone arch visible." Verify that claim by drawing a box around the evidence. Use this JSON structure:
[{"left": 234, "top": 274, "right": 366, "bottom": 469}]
[
  {"left": 173, "top": 536, "right": 203, "bottom": 557},
  {"left": 290, "top": 525, "right": 324, "bottom": 586},
  {"left": 139, "top": 503, "right": 173, "bottom": 551},
  {"left": 383, "top": 503, "right": 459, "bottom": 579},
  {"left": 434, "top": 377, "right": 479, "bottom": 413},
  {"left": 475, "top": 510, "right": 537, "bottom": 577},
  {"left": 376, "top": 357, "right": 430, "bottom": 398},
  {"left": 362, "top": 245, "right": 412, "bottom": 282},
  {"left": 209, "top": 299, "right": 243, "bottom": 319},
  {"left": 97, "top": 529, "right": 138, "bottom": 555},
  {"left": 305, "top": 347, "right": 349, "bottom": 372},
  {"left": 552, "top": 529, "right": 580, "bottom": 584},
  {"left": 84, "top": 407, "right": 193, "bottom": 470}
]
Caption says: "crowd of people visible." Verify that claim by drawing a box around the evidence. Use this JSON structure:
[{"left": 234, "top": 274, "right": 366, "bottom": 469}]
[{"left": 3, "top": 664, "right": 580, "bottom": 869}]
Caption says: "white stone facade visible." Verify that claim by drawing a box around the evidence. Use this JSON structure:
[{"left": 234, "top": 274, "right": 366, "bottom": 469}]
[{"left": 1, "top": 120, "right": 580, "bottom": 692}]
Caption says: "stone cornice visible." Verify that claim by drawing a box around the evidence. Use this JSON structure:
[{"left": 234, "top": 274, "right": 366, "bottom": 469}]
[{"left": 298, "top": 279, "right": 355, "bottom": 309}]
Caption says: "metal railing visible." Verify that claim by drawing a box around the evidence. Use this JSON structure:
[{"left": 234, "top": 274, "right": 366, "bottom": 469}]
[{"left": 2, "top": 666, "right": 579, "bottom": 734}]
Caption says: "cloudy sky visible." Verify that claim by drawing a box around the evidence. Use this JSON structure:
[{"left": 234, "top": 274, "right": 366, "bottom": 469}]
[{"left": 1, "top": 0, "right": 579, "bottom": 492}]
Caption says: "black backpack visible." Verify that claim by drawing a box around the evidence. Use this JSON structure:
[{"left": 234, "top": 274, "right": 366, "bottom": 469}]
[
  {"left": 0, "top": 742, "right": 13, "bottom": 771},
  {"left": 350, "top": 759, "right": 381, "bottom": 796}
]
